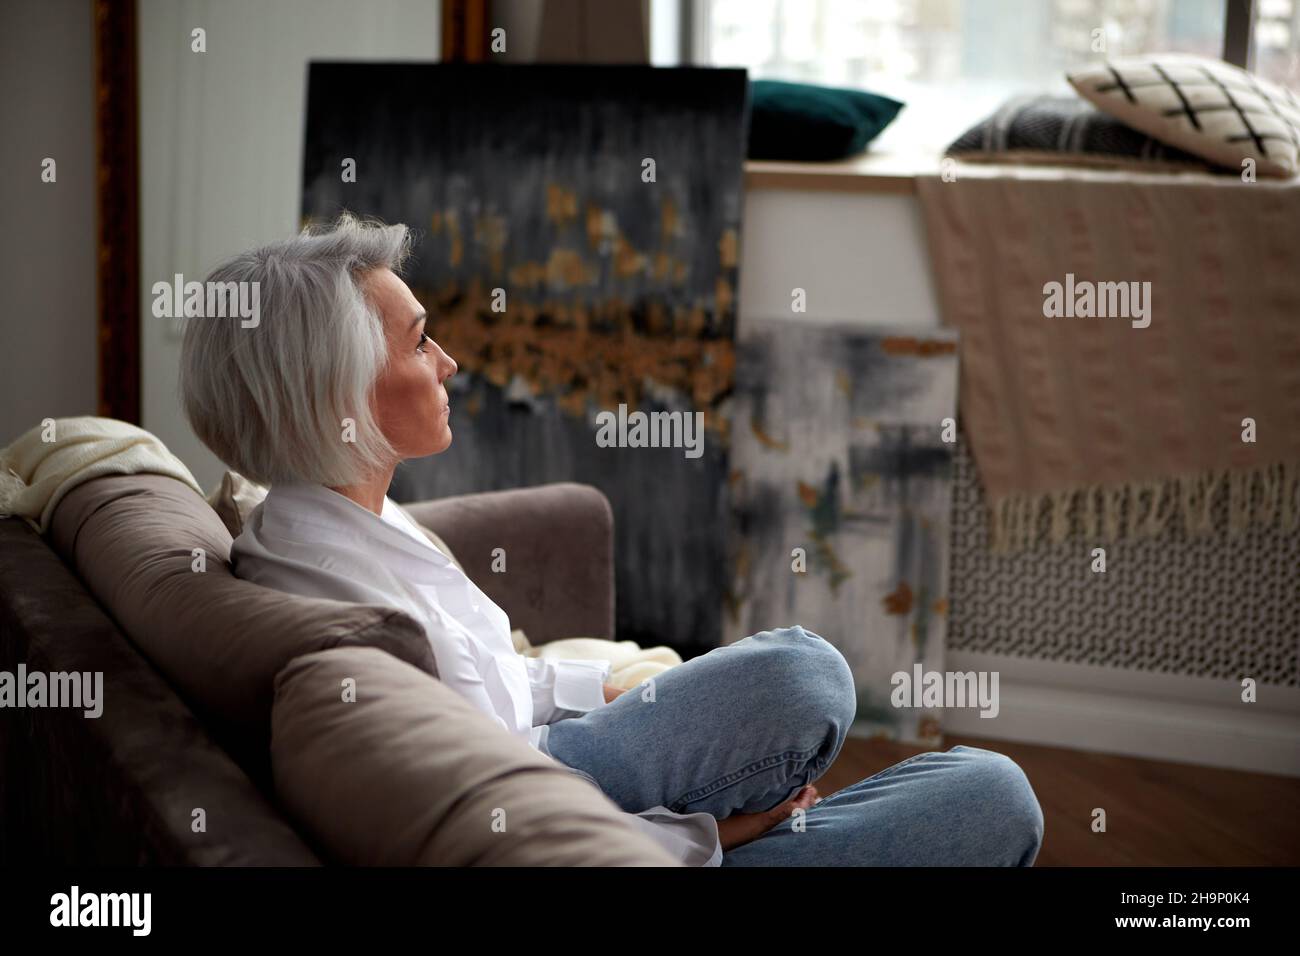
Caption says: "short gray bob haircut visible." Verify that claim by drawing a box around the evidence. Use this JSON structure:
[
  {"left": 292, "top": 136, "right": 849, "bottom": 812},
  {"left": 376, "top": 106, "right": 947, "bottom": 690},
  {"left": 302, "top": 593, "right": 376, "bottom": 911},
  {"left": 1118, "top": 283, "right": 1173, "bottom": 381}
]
[{"left": 180, "top": 212, "right": 413, "bottom": 487}]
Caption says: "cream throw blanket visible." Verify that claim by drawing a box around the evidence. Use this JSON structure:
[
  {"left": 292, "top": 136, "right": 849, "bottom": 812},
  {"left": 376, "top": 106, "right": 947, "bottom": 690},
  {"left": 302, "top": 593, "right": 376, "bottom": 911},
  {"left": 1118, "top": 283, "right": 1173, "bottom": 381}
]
[
  {"left": 512, "top": 630, "right": 683, "bottom": 692},
  {"left": 0, "top": 417, "right": 204, "bottom": 533},
  {"left": 916, "top": 166, "right": 1300, "bottom": 552}
]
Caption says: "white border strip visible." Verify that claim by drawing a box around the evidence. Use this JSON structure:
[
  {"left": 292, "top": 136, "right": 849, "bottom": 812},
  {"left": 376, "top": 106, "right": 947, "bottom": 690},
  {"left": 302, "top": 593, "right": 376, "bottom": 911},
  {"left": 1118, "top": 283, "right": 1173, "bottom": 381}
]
[{"left": 943, "top": 651, "right": 1300, "bottom": 777}]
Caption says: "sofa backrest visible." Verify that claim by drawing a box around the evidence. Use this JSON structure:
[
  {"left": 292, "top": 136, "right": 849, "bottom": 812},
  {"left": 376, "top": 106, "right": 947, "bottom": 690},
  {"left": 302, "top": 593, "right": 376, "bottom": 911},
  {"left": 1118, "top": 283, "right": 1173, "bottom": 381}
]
[
  {"left": 45, "top": 473, "right": 437, "bottom": 786},
  {"left": 0, "top": 516, "right": 320, "bottom": 864}
]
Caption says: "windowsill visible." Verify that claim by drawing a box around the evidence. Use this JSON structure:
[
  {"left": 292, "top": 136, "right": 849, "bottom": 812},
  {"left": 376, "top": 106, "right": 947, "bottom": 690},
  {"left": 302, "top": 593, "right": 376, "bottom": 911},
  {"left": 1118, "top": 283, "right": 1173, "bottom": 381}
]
[
  {"left": 745, "top": 150, "right": 1285, "bottom": 195},
  {"left": 745, "top": 150, "right": 942, "bottom": 195}
]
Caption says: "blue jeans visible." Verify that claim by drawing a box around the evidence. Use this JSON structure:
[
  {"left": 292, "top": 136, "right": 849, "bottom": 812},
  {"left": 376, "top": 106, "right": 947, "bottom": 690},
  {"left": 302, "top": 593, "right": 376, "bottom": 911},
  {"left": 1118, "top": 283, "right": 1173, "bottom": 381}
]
[{"left": 541, "top": 625, "right": 1044, "bottom": 866}]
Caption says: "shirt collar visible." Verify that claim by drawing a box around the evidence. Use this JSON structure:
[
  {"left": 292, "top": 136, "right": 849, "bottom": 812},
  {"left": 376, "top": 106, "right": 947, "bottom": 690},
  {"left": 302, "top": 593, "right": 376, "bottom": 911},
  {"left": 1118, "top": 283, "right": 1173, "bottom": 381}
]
[{"left": 260, "top": 482, "right": 456, "bottom": 574}]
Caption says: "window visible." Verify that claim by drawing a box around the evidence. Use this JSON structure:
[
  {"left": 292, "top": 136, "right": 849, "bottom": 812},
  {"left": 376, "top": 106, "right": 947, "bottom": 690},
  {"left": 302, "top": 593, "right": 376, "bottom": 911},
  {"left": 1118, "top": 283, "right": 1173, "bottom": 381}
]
[
  {"left": 660, "top": 0, "right": 1297, "bottom": 154},
  {"left": 1255, "top": 0, "right": 1300, "bottom": 86}
]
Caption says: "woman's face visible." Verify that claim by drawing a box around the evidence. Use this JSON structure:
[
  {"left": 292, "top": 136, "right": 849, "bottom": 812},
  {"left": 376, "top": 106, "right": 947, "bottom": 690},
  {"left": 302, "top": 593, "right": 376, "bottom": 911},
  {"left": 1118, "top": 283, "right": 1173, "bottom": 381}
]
[{"left": 363, "top": 267, "right": 457, "bottom": 462}]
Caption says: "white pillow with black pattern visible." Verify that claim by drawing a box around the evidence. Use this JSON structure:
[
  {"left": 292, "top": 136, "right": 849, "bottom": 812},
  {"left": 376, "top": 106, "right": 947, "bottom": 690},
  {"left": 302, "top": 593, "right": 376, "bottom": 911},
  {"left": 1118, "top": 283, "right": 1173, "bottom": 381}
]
[{"left": 1068, "top": 53, "right": 1300, "bottom": 178}]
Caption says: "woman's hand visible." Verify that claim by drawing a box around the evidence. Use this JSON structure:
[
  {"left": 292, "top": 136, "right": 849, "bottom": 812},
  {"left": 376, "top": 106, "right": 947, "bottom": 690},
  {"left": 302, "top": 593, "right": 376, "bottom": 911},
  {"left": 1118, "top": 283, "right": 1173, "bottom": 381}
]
[
  {"left": 714, "top": 785, "right": 820, "bottom": 852},
  {"left": 602, "top": 683, "right": 625, "bottom": 703}
]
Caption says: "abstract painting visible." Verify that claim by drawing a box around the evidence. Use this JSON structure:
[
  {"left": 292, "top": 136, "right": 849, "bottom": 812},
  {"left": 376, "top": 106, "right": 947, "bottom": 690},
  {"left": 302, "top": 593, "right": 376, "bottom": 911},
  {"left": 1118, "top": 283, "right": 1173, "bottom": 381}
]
[
  {"left": 725, "top": 319, "right": 960, "bottom": 744},
  {"left": 301, "top": 64, "right": 749, "bottom": 654}
]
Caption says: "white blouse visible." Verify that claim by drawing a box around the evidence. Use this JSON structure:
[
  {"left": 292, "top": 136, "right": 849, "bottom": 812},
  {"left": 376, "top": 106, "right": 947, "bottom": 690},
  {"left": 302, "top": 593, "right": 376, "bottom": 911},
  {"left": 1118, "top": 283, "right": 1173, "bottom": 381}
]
[{"left": 231, "top": 482, "right": 722, "bottom": 867}]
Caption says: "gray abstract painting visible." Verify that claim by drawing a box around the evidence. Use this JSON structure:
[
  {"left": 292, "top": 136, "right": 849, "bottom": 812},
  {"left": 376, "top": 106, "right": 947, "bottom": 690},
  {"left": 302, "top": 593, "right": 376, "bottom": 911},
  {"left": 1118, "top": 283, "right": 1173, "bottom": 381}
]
[{"left": 725, "top": 319, "right": 960, "bottom": 744}]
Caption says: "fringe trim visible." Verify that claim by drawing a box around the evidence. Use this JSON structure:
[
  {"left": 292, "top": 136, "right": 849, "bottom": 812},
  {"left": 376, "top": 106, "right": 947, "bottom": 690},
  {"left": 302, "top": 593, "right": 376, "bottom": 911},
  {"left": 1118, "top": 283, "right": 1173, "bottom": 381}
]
[{"left": 987, "top": 461, "right": 1300, "bottom": 554}]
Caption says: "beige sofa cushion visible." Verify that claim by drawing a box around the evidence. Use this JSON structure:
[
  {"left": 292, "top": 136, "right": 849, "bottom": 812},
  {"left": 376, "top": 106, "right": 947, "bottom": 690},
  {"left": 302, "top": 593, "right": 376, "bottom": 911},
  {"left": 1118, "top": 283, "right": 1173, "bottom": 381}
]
[
  {"left": 47, "top": 474, "right": 437, "bottom": 778},
  {"left": 204, "top": 469, "right": 268, "bottom": 539},
  {"left": 272, "top": 646, "right": 680, "bottom": 865}
]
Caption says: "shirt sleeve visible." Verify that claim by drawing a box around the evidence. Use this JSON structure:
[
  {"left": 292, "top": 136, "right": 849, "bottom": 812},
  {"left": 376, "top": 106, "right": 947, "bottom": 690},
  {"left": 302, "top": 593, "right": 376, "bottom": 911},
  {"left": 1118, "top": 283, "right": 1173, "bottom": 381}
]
[
  {"left": 622, "top": 806, "right": 724, "bottom": 867},
  {"left": 523, "top": 656, "right": 612, "bottom": 726}
]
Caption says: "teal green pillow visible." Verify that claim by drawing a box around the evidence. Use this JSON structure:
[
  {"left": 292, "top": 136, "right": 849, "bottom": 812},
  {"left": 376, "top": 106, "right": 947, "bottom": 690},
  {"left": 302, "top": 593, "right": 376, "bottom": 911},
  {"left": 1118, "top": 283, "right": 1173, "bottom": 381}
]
[{"left": 748, "top": 79, "right": 904, "bottom": 161}]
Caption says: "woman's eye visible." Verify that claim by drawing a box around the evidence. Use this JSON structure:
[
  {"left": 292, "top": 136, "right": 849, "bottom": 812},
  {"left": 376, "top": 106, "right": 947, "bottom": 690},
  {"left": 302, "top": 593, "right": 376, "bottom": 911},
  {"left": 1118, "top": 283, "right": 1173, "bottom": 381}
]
[{"left": 416, "top": 331, "right": 430, "bottom": 353}]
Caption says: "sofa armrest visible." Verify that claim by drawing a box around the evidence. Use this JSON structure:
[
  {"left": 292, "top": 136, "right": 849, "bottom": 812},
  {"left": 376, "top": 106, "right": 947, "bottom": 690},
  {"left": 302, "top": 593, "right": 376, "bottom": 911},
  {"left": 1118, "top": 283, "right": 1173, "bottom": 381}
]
[
  {"left": 400, "top": 482, "right": 614, "bottom": 645},
  {"left": 272, "top": 646, "right": 680, "bottom": 866}
]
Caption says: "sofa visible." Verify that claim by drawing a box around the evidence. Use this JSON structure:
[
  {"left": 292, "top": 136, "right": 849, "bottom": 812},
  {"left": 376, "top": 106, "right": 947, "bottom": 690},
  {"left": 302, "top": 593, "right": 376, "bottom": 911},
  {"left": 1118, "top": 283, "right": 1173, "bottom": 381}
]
[{"left": 0, "top": 472, "right": 681, "bottom": 865}]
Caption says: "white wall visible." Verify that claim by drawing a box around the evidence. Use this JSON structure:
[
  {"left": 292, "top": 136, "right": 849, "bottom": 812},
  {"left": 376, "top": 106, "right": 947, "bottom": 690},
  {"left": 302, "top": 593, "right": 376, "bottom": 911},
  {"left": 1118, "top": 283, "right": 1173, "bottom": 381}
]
[
  {"left": 0, "top": 0, "right": 97, "bottom": 445},
  {"left": 138, "top": 0, "right": 440, "bottom": 491},
  {"left": 737, "top": 188, "right": 939, "bottom": 328}
]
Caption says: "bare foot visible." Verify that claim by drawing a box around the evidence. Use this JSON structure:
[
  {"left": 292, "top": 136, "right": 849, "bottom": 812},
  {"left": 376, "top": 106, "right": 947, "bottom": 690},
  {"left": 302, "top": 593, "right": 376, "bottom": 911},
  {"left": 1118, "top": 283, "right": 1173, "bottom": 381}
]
[{"left": 715, "top": 784, "right": 821, "bottom": 851}]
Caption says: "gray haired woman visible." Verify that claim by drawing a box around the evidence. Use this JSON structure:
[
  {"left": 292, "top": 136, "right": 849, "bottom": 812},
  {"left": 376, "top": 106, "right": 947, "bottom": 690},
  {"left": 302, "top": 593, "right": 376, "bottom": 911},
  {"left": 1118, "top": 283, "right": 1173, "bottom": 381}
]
[{"left": 180, "top": 212, "right": 1044, "bottom": 867}]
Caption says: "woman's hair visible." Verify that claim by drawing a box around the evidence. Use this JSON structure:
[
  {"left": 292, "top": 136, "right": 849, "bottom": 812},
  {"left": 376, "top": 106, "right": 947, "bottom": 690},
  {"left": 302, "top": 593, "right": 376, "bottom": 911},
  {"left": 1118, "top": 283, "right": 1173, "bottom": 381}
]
[{"left": 179, "top": 212, "right": 412, "bottom": 487}]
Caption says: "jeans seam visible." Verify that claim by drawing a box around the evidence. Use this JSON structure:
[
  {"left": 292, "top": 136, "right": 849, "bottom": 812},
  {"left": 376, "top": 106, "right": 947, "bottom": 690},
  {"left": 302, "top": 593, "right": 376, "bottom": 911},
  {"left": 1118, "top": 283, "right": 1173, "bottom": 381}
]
[
  {"left": 861, "top": 749, "right": 937, "bottom": 784},
  {"left": 669, "top": 742, "right": 826, "bottom": 813}
]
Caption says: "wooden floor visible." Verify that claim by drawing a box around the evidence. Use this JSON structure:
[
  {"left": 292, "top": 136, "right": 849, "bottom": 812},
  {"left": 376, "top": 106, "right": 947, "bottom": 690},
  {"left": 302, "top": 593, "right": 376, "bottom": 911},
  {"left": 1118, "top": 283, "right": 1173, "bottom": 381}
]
[{"left": 818, "top": 733, "right": 1300, "bottom": 866}]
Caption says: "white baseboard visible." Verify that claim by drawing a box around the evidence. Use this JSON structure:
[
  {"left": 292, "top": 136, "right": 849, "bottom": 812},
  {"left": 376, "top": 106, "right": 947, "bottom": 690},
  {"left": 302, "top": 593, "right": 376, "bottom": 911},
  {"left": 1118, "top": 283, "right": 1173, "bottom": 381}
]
[{"left": 942, "top": 651, "right": 1300, "bottom": 778}]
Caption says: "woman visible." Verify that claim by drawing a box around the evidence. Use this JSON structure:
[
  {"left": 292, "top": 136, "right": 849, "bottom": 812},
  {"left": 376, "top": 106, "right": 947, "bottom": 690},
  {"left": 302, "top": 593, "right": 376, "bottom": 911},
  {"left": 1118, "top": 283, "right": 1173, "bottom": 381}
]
[{"left": 180, "top": 213, "right": 1044, "bottom": 867}]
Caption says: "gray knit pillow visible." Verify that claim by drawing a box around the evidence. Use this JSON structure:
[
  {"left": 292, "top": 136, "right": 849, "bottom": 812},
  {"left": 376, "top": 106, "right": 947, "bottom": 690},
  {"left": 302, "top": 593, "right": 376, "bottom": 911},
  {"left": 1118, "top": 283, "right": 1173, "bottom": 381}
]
[{"left": 947, "top": 94, "right": 1210, "bottom": 172}]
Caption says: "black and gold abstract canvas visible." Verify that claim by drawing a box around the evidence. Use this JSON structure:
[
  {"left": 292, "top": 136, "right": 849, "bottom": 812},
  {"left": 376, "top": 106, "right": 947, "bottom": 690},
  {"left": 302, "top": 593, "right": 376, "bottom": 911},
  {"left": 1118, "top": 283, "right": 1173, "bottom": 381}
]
[{"left": 301, "top": 63, "right": 749, "bottom": 653}]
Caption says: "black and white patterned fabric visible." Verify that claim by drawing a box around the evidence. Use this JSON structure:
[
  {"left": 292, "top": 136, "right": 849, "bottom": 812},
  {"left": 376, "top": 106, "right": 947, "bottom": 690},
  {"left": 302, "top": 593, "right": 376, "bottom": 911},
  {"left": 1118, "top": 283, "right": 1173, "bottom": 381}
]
[
  {"left": 947, "top": 94, "right": 1208, "bottom": 170},
  {"left": 1069, "top": 53, "right": 1300, "bottom": 177},
  {"left": 947, "top": 434, "right": 1299, "bottom": 687}
]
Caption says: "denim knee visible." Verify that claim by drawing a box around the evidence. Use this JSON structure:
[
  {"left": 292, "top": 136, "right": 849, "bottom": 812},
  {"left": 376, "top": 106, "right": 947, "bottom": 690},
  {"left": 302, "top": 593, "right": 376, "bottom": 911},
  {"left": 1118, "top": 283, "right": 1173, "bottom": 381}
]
[
  {"left": 953, "top": 746, "right": 1044, "bottom": 866},
  {"left": 759, "top": 629, "right": 852, "bottom": 712},
  {"left": 747, "top": 626, "right": 857, "bottom": 747}
]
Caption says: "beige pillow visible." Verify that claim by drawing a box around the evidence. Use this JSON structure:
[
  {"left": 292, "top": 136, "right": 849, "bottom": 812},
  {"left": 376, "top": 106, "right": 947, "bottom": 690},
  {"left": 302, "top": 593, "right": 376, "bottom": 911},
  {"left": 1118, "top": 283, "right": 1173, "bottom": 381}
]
[
  {"left": 206, "top": 470, "right": 464, "bottom": 572},
  {"left": 272, "top": 646, "right": 680, "bottom": 866},
  {"left": 1068, "top": 53, "right": 1300, "bottom": 177},
  {"left": 205, "top": 470, "right": 267, "bottom": 538}
]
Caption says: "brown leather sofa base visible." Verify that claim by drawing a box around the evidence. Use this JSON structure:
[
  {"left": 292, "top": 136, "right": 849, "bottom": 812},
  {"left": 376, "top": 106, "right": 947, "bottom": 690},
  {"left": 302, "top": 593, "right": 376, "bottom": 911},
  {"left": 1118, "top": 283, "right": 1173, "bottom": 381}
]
[{"left": 0, "top": 517, "right": 319, "bottom": 865}]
